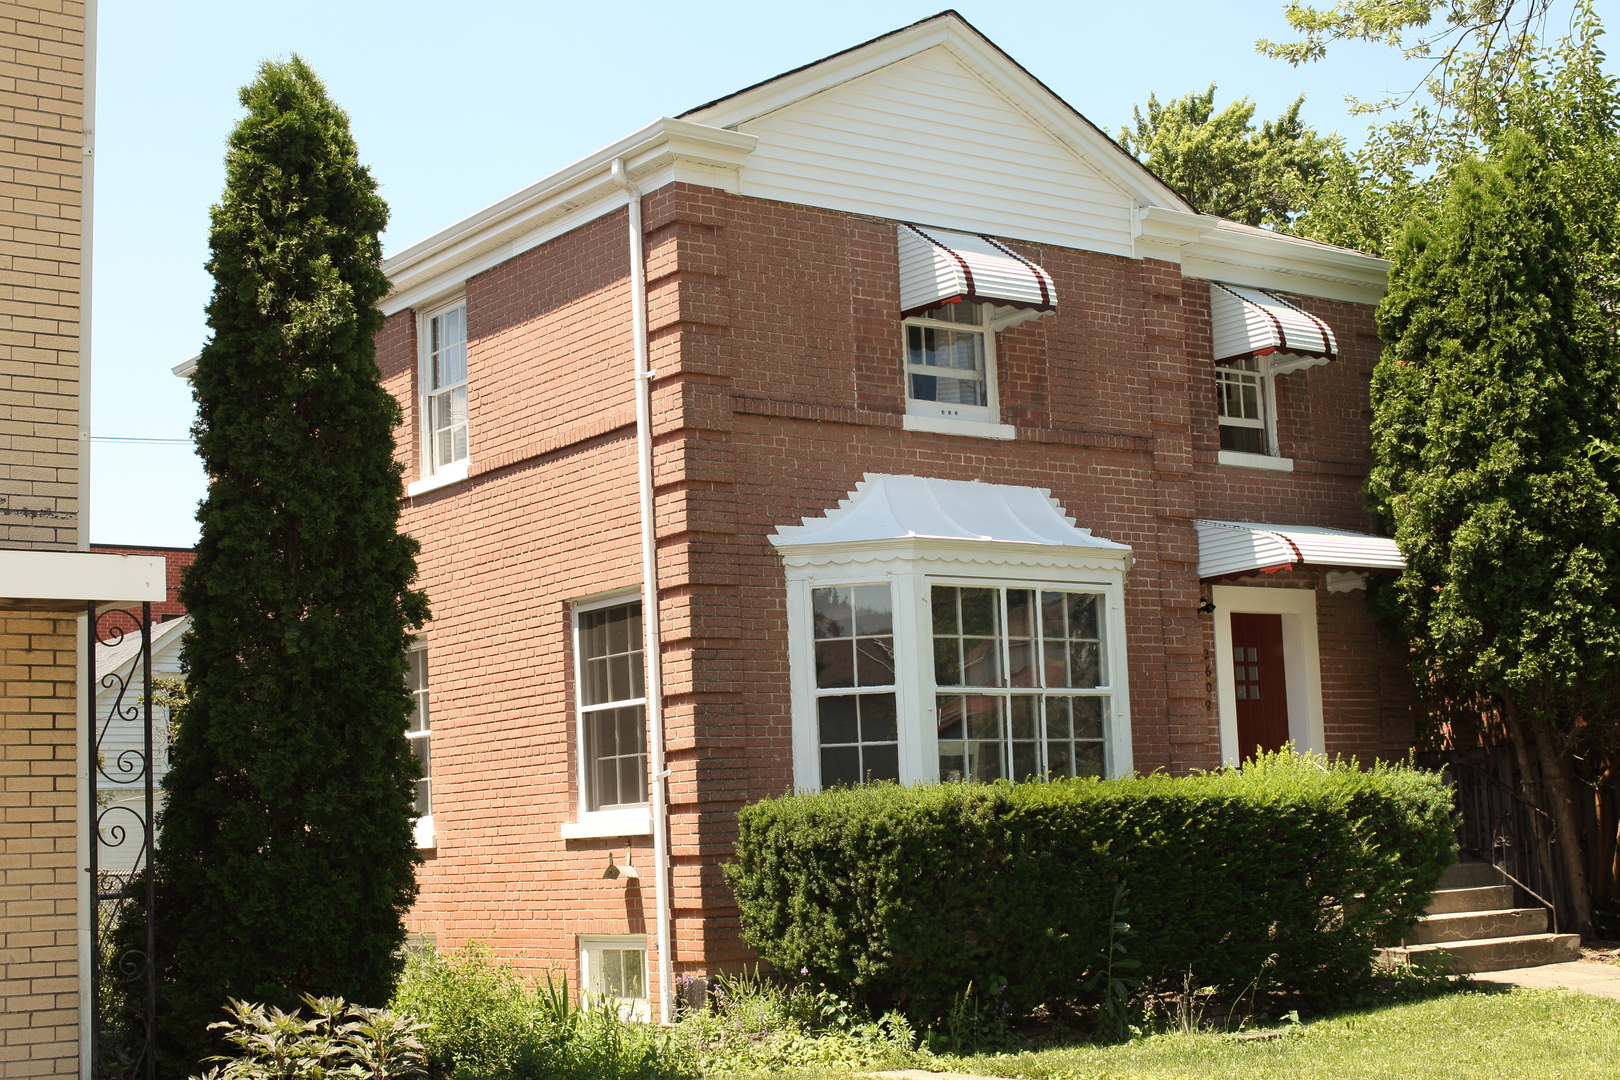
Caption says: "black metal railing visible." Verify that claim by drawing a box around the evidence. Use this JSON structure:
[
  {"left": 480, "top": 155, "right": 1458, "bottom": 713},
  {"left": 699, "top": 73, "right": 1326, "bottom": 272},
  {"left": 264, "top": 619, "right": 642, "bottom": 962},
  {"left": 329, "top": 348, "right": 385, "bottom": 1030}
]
[
  {"left": 89, "top": 603, "right": 156, "bottom": 1080},
  {"left": 1445, "top": 757, "right": 1565, "bottom": 932}
]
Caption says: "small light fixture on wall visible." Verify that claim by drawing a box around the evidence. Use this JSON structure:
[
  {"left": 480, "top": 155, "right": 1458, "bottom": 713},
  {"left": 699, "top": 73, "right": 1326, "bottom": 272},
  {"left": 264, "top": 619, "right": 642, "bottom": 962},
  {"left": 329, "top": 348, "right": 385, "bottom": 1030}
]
[
  {"left": 1197, "top": 598, "right": 1216, "bottom": 614},
  {"left": 603, "top": 849, "right": 640, "bottom": 880}
]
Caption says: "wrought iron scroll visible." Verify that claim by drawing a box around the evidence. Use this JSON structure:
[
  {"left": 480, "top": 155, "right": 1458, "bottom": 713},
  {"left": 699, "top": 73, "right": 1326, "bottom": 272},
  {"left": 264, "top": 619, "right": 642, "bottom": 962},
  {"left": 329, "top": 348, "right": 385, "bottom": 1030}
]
[
  {"left": 88, "top": 602, "right": 155, "bottom": 1080},
  {"left": 1445, "top": 757, "right": 1565, "bottom": 933}
]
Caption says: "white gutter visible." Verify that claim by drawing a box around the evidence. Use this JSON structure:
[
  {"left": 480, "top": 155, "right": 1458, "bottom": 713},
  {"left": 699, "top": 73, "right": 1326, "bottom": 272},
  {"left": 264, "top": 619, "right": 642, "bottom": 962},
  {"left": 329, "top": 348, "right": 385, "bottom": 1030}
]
[{"left": 609, "top": 157, "right": 674, "bottom": 1024}]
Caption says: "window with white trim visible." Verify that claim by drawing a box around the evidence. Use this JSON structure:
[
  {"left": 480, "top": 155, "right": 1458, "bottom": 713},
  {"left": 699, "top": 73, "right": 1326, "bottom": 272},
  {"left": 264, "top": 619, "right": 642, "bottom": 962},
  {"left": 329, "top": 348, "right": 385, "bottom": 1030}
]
[
  {"left": 580, "top": 936, "right": 648, "bottom": 1018},
  {"left": 812, "top": 585, "right": 899, "bottom": 787},
  {"left": 902, "top": 302, "right": 998, "bottom": 424},
  {"left": 574, "top": 600, "right": 648, "bottom": 812},
  {"left": 1216, "top": 356, "right": 1272, "bottom": 455},
  {"left": 422, "top": 301, "right": 469, "bottom": 474},
  {"left": 932, "top": 586, "right": 1109, "bottom": 782},
  {"left": 406, "top": 641, "right": 431, "bottom": 817}
]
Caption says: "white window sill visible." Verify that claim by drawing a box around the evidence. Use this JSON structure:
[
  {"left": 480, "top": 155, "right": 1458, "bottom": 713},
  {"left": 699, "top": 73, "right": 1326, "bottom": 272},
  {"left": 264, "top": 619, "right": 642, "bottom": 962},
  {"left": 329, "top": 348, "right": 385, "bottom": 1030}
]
[
  {"left": 1218, "top": 450, "right": 1294, "bottom": 472},
  {"left": 407, "top": 459, "right": 470, "bottom": 496},
  {"left": 903, "top": 414, "right": 1016, "bottom": 440},
  {"left": 561, "top": 806, "right": 651, "bottom": 839},
  {"left": 414, "top": 815, "right": 435, "bottom": 849}
]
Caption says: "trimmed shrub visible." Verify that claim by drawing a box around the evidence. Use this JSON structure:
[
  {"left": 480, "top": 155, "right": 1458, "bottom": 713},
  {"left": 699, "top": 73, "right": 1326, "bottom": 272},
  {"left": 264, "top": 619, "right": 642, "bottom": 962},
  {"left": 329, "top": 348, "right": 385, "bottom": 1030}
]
[{"left": 724, "top": 751, "right": 1455, "bottom": 1024}]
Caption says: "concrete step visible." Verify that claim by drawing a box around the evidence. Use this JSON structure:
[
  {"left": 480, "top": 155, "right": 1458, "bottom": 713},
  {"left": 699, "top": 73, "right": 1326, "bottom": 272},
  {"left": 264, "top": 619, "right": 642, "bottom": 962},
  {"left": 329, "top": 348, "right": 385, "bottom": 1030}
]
[
  {"left": 1380, "top": 932, "right": 1582, "bottom": 974},
  {"left": 1439, "top": 861, "right": 1506, "bottom": 890},
  {"left": 1403, "top": 907, "right": 1547, "bottom": 945},
  {"left": 1427, "top": 884, "right": 1516, "bottom": 915}
]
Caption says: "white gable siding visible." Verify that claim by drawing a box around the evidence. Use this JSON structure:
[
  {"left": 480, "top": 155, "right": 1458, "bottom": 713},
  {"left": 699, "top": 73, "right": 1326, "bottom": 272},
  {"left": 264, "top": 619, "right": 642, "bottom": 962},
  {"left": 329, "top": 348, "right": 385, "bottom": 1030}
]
[{"left": 732, "top": 47, "right": 1136, "bottom": 256}]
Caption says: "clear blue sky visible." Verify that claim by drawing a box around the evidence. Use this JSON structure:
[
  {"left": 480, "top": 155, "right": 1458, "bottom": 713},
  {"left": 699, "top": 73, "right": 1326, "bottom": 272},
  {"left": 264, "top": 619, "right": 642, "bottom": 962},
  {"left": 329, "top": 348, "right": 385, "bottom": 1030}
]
[{"left": 88, "top": 0, "right": 1615, "bottom": 547}]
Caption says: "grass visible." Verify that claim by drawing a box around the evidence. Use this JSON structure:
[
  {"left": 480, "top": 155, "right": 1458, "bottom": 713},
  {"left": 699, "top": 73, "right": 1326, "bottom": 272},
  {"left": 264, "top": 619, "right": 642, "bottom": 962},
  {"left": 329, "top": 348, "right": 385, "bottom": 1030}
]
[{"left": 931, "top": 987, "right": 1620, "bottom": 1080}]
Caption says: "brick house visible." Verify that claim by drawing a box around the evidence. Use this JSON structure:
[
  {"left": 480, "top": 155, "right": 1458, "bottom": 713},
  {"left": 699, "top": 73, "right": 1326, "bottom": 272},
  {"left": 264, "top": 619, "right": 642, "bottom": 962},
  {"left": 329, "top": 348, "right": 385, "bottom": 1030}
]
[{"left": 376, "top": 12, "right": 1407, "bottom": 1021}]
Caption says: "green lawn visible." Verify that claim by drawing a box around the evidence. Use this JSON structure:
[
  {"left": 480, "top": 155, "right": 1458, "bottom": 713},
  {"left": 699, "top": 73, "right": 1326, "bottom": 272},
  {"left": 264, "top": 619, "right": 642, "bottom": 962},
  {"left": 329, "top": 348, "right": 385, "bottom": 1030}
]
[{"left": 931, "top": 988, "right": 1620, "bottom": 1080}]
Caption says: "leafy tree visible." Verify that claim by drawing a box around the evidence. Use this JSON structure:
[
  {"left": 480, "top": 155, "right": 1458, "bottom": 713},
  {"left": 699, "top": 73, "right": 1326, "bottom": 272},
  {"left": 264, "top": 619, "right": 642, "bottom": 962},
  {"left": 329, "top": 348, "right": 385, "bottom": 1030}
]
[
  {"left": 1367, "top": 130, "right": 1620, "bottom": 933},
  {"left": 133, "top": 57, "right": 429, "bottom": 1073},
  {"left": 1118, "top": 85, "right": 1344, "bottom": 228}
]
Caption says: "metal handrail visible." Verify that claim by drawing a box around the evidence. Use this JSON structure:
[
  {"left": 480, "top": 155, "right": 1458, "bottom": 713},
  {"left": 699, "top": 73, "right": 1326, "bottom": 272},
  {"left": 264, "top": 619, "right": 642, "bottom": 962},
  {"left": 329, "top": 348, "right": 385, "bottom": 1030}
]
[{"left": 1444, "top": 758, "right": 1565, "bottom": 933}]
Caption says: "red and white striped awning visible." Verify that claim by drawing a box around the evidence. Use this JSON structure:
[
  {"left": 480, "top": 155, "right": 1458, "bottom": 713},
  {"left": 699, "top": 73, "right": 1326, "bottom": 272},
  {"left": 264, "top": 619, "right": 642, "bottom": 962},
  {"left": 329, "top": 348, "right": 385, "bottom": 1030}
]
[
  {"left": 1210, "top": 282, "right": 1337, "bottom": 374},
  {"left": 1194, "top": 519, "right": 1403, "bottom": 579},
  {"left": 898, "top": 224, "right": 1057, "bottom": 326}
]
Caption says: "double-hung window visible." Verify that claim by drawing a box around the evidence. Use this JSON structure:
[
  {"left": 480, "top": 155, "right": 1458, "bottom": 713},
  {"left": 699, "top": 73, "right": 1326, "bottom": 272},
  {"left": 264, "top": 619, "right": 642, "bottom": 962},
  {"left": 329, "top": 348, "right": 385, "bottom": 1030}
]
[
  {"left": 423, "top": 301, "right": 469, "bottom": 475},
  {"left": 932, "top": 585, "right": 1110, "bottom": 782},
  {"left": 812, "top": 585, "right": 899, "bottom": 787},
  {"left": 902, "top": 302, "right": 998, "bottom": 425},
  {"left": 1216, "top": 356, "right": 1271, "bottom": 455},
  {"left": 575, "top": 600, "right": 648, "bottom": 812},
  {"left": 406, "top": 640, "right": 433, "bottom": 847}
]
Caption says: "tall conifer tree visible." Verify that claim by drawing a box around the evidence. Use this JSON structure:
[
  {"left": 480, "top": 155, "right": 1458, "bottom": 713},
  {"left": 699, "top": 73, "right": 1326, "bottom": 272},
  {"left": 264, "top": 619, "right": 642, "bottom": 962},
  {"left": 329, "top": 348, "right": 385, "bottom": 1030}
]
[
  {"left": 146, "top": 57, "right": 428, "bottom": 1071},
  {"left": 1368, "top": 132, "right": 1620, "bottom": 933}
]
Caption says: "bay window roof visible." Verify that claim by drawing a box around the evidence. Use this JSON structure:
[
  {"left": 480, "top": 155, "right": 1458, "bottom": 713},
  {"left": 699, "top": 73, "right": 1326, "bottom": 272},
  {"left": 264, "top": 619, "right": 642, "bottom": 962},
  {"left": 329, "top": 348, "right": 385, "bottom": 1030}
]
[
  {"left": 898, "top": 225, "right": 1057, "bottom": 326},
  {"left": 1210, "top": 282, "right": 1338, "bottom": 374},
  {"left": 771, "top": 473, "right": 1128, "bottom": 556},
  {"left": 1194, "top": 519, "right": 1403, "bottom": 579}
]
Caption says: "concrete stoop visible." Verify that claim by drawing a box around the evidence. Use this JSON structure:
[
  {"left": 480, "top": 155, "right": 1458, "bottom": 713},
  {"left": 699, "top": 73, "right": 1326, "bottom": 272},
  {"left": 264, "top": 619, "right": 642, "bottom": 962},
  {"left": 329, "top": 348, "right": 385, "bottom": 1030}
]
[{"left": 1377, "top": 861, "right": 1581, "bottom": 974}]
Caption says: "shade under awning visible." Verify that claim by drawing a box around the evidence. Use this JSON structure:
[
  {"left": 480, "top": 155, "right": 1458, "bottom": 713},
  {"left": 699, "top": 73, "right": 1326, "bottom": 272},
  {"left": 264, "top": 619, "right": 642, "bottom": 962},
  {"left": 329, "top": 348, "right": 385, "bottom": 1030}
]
[
  {"left": 898, "top": 224, "right": 1057, "bottom": 325},
  {"left": 1210, "top": 282, "right": 1337, "bottom": 374},
  {"left": 1194, "top": 519, "right": 1403, "bottom": 579}
]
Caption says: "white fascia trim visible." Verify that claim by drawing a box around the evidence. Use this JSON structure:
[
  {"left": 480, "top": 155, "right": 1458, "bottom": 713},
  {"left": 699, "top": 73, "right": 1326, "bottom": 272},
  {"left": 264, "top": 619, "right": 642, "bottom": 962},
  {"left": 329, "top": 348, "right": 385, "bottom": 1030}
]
[
  {"left": 1218, "top": 450, "right": 1295, "bottom": 472},
  {"left": 406, "top": 459, "right": 469, "bottom": 497},
  {"left": 1210, "top": 585, "right": 1325, "bottom": 765},
  {"left": 902, "top": 414, "right": 1016, "bottom": 440},
  {"left": 1137, "top": 209, "right": 1388, "bottom": 305},
  {"left": 0, "top": 550, "right": 167, "bottom": 605},
  {"left": 681, "top": 15, "right": 1188, "bottom": 213},
  {"left": 172, "top": 353, "right": 199, "bottom": 379},
  {"left": 562, "top": 806, "right": 653, "bottom": 839},
  {"left": 380, "top": 119, "right": 758, "bottom": 315}
]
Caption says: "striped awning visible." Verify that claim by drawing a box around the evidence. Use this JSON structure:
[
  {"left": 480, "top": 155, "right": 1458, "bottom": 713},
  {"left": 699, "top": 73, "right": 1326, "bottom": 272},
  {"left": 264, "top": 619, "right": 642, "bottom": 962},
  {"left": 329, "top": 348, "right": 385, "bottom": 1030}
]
[
  {"left": 1194, "top": 519, "right": 1403, "bottom": 579},
  {"left": 898, "top": 224, "right": 1056, "bottom": 326},
  {"left": 1210, "top": 282, "right": 1337, "bottom": 374}
]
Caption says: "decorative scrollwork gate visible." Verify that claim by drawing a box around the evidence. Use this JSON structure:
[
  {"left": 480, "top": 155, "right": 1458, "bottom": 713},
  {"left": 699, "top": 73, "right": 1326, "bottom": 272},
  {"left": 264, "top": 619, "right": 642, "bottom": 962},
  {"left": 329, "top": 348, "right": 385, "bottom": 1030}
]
[{"left": 87, "top": 602, "right": 156, "bottom": 1080}]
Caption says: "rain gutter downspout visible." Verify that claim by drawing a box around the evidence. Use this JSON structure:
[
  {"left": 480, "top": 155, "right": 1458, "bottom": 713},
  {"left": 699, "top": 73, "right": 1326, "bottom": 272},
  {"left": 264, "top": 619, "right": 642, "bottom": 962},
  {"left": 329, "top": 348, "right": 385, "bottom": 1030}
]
[{"left": 610, "top": 157, "right": 674, "bottom": 1024}]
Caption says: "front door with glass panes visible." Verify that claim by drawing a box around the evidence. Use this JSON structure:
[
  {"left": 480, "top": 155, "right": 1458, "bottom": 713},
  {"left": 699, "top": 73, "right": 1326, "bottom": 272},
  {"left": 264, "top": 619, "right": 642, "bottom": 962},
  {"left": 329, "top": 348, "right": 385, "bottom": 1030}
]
[{"left": 931, "top": 585, "right": 1109, "bottom": 781}]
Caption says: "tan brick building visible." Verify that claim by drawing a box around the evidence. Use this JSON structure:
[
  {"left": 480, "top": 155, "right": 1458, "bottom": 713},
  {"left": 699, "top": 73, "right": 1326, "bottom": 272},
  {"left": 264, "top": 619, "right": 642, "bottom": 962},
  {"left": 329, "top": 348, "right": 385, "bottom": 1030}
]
[
  {"left": 0, "top": 4, "right": 165, "bottom": 1078},
  {"left": 376, "top": 13, "right": 1409, "bottom": 1022}
]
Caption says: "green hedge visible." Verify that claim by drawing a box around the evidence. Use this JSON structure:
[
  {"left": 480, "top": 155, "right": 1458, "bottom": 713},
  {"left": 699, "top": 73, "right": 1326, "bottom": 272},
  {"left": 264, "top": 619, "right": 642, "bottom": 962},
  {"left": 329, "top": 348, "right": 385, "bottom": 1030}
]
[{"left": 724, "top": 751, "right": 1454, "bottom": 1023}]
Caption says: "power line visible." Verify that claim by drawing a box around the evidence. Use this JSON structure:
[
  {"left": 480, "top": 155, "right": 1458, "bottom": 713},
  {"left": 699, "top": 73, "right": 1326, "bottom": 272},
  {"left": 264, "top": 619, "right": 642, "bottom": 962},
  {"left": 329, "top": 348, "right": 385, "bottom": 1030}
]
[{"left": 91, "top": 436, "right": 192, "bottom": 445}]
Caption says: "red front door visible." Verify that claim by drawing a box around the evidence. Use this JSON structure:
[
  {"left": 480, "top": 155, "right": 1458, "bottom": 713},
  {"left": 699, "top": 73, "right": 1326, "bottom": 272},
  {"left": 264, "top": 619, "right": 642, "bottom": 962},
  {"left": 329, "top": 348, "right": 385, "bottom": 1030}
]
[{"left": 1230, "top": 613, "right": 1289, "bottom": 759}]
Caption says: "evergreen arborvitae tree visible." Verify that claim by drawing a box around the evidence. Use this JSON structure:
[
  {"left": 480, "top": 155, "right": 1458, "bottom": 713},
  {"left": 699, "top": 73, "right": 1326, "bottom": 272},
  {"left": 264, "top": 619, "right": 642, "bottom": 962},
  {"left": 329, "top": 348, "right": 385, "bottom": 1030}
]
[
  {"left": 143, "top": 57, "right": 428, "bottom": 1072},
  {"left": 1368, "top": 131, "right": 1620, "bottom": 934}
]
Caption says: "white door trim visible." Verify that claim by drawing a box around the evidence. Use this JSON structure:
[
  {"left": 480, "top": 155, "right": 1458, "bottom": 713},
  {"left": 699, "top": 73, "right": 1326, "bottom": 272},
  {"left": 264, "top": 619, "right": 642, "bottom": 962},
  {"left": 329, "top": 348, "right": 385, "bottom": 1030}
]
[{"left": 1211, "top": 585, "right": 1324, "bottom": 764}]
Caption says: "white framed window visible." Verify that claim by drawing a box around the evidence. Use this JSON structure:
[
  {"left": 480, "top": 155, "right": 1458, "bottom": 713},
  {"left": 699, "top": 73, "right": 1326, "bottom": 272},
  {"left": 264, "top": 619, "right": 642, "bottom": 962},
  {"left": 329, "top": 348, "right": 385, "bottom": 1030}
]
[
  {"left": 406, "top": 640, "right": 433, "bottom": 848},
  {"left": 573, "top": 597, "right": 648, "bottom": 814},
  {"left": 1216, "top": 356, "right": 1272, "bottom": 455},
  {"left": 931, "top": 585, "right": 1111, "bottom": 783},
  {"left": 579, "top": 936, "right": 649, "bottom": 1019},
  {"left": 421, "top": 300, "right": 469, "bottom": 475},
  {"left": 811, "top": 585, "right": 900, "bottom": 786},
  {"left": 901, "top": 302, "right": 1019, "bottom": 441}
]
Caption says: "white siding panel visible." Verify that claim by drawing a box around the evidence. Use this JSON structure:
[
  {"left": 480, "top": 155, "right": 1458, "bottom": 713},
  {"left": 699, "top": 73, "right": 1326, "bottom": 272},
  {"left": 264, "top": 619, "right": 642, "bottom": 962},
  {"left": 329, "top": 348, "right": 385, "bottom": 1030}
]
[{"left": 735, "top": 47, "right": 1135, "bottom": 256}]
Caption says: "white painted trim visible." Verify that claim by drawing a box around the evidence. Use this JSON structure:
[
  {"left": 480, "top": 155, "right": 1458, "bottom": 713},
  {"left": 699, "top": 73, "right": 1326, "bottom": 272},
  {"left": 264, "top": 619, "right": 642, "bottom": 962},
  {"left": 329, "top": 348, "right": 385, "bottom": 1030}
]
[
  {"left": 561, "top": 806, "right": 653, "bottom": 839},
  {"left": 413, "top": 814, "right": 435, "bottom": 849},
  {"left": 902, "top": 415, "right": 1017, "bottom": 441},
  {"left": 1217, "top": 450, "right": 1294, "bottom": 472},
  {"left": 1210, "top": 585, "right": 1324, "bottom": 765},
  {"left": 381, "top": 120, "right": 758, "bottom": 313},
  {"left": 570, "top": 593, "right": 649, "bottom": 821},
  {"left": 406, "top": 459, "right": 469, "bottom": 497},
  {"left": 578, "top": 934, "right": 651, "bottom": 1019},
  {"left": 0, "top": 550, "right": 166, "bottom": 605}
]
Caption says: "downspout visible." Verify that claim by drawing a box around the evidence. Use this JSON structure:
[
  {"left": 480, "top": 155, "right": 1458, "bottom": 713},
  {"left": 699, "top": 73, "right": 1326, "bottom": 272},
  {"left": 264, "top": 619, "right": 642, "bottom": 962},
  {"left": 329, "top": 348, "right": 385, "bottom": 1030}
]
[{"left": 609, "top": 158, "right": 674, "bottom": 1023}]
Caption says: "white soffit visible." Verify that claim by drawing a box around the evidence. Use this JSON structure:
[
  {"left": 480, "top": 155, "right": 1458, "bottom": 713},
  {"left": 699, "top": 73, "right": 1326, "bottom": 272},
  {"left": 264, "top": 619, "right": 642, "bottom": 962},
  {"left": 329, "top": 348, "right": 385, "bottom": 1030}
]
[
  {"left": 0, "top": 550, "right": 167, "bottom": 608},
  {"left": 1194, "top": 520, "right": 1403, "bottom": 579},
  {"left": 899, "top": 225, "right": 1056, "bottom": 324},
  {"left": 772, "top": 473, "right": 1131, "bottom": 555},
  {"left": 1210, "top": 282, "right": 1338, "bottom": 374}
]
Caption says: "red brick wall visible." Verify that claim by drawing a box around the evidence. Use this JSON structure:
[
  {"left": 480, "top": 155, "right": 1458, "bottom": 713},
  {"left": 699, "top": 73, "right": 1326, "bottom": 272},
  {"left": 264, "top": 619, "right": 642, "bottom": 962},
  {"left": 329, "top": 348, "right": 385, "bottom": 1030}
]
[
  {"left": 385, "top": 181, "right": 1413, "bottom": 1001},
  {"left": 89, "top": 544, "right": 194, "bottom": 620}
]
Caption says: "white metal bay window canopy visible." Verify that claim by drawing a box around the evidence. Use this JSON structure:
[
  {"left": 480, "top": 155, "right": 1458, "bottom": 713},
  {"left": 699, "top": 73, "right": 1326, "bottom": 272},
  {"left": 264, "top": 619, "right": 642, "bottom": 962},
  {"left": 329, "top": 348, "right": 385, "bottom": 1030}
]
[
  {"left": 1194, "top": 520, "right": 1404, "bottom": 579},
  {"left": 898, "top": 224, "right": 1057, "bottom": 327},
  {"left": 771, "top": 475, "right": 1134, "bottom": 790}
]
